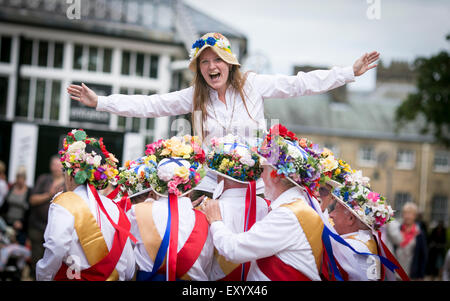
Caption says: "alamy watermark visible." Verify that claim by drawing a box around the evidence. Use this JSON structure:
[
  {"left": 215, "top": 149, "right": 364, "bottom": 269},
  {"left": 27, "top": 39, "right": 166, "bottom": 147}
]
[
  {"left": 66, "top": 0, "right": 81, "bottom": 20},
  {"left": 366, "top": 0, "right": 381, "bottom": 20}
]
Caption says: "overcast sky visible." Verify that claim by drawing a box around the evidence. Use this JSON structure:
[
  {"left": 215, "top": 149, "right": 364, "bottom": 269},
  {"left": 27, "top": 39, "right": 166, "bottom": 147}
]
[{"left": 185, "top": 0, "right": 450, "bottom": 90}]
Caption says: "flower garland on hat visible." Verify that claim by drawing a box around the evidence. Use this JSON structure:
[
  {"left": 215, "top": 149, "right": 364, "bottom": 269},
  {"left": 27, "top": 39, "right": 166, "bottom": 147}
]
[
  {"left": 145, "top": 135, "right": 206, "bottom": 196},
  {"left": 332, "top": 183, "right": 394, "bottom": 231},
  {"left": 116, "top": 155, "right": 157, "bottom": 197},
  {"left": 258, "top": 124, "right": 323, "bottom": 191},
  {"left": 189, "top": 32, "right": 234, "bottom": 61},
  {"left": 319, "top": 148, "right": 359, "bottom": 188},
  {"left": 59, "top": 129, "right": 119, "bottom": 190},
  {"left": 206, "top": 134, "right": 263, "bottom": 183}
]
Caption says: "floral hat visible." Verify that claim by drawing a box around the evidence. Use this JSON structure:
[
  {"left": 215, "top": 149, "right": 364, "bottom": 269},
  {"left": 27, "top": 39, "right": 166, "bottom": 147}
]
[
  {"left": 206, "top": 134, "right": 263, "bottom": 184},
  {"left": 116, "top": 155, "right": 158, "bottom": 198},
  {"left": 331, "top": 182, "right": 394, "bottom": 231},
  {"left": 59, "top": 129, "right": 119, "bottom": 190},
  {"left": 319, "top": 148, "right": 362, "bottom": 189},
  {"left": 145, "top": 135, "right": 206, "bottom": 197},
  {"left": 257, "top": 124, "right": 323, "bottom": 192},
  {"left": 188, "top": 32, "right": 240, "bottom": 72}
]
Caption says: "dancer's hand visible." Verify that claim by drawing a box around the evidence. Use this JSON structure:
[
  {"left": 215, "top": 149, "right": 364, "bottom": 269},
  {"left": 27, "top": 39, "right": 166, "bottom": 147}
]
[
  {"left": 67, "top": 83, "right": 98, "bottom": 108},
  {"left": 203, "top": 199, "right": 223, "bottom": 224},
  {"left": 353, "top": 51, "right": 380, "bottom": 76}
]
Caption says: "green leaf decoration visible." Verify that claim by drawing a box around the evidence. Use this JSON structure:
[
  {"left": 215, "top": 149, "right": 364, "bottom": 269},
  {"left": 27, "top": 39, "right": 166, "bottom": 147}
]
[
  {"left": 74, "top": 130, "right": 87, "bottom": 141},
  {"left": 74, "top": 170, "right": 88, "bottom": 184}
]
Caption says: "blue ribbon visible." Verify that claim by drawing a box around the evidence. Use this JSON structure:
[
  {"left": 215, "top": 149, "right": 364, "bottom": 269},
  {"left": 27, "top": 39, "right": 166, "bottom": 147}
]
[
  {"left": 136, "top": 199, "right": 172, "bottom": 281},
  {"left": 159, "top": 157, "right": 185, "bottom": 167},
  {"left": 224, "top": 142, "right": 248, "bottom": 152},
  {"left": 285, "top": 140, "right": 309, "bottom": 160}
]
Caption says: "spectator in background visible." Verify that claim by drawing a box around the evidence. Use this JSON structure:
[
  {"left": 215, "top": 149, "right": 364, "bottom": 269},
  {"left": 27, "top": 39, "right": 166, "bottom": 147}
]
[
  {"left": 0, "top": 166, "right": 31, "bottom": 246},
  {"left": 426, "top": 221, "right": 447, "bottom": 280},
  {"left": 388, "top": 202, "right": 428, "bottom": 280},
  {"left": 28, "top": 155, "right": 64, "bottom": 280},
  {"left": 0, "top": 161, "right": 8, "bottom": 209},
  {"left": 442, "top": 248, "right": 450, "bottom": 281}
]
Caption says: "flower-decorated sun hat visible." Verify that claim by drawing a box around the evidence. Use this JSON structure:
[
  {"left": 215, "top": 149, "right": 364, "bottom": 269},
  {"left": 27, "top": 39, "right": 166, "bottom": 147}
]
[
  {"left": 188, "top": 32, "right": 240, "bottom": 72},
  {"left": 144, "top": 135, "right": 206, "bottom": 198},
  {"left": 257, "top": 124, "right": 323, "bottom": 193},
  {"left": 331, "top": 181, "right": 394, "bottom": 231},
  {"left": 59, "top": 129, "right": 119, "bottom": 190},
  {"left": 205, "top": 134, "right": 263, "bottom": 185},
  {"left": 116, "top": 155, "right": 158, "bottom": 198}
]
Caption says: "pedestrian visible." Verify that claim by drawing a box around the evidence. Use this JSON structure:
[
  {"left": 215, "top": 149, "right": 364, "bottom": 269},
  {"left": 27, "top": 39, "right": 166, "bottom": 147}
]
[
  {"left": 0, "top": 160, "right": 8, "bottom": 209},
  {"left": 0, "top": 166, "right": 31, "bottom": 246},
  {"left": 67, "top": 32, "right": 379, "bottom": 202},
  {"left": 426, "top": 221, "right": 447, "bottom": 280},
  {"left": 36, "top": 129, "right": 135, "bottom": 280},
  {"left": 28, "top": 155, "right": 65, "bottom": 279}
]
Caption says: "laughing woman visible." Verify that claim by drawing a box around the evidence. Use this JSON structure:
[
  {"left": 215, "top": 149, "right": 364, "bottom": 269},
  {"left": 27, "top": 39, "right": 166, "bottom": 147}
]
[{"left": 67, "top": 32, "right": 379, "bottom": 197}]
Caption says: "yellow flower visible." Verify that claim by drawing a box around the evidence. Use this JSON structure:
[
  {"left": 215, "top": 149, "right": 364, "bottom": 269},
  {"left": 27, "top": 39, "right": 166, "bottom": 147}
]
[
  {"left": 228, "top": 160, "right": 235, "bottom": 168},
  {"left": 219, "top": 158, "right": 230, "bottom": 171},
  {"left": 335, "top": 168, "right": 341, "bottom": 175},
  {"left": 70, "top": 154, "right": 76, "bottom": 162},
  {"left": 322, "top": 147, "right": 334, "bottom": 158},
  {"left": 174, "top": 166, "right": 190, "bottom": 181},
  {"left": 321, "top": 155, "right": 339, "bottom": 172}
]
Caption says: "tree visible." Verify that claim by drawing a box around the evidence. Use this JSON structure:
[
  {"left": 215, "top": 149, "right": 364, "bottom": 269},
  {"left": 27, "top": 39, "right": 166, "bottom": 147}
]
[{"left": 395, "top": 35, "right": 450, "bottom": 147}]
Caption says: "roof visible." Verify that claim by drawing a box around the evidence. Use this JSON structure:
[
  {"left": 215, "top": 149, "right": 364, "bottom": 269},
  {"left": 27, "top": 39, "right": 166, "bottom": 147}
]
[{"left": 263, "top": 85, "right": 434, "bottom": 143}]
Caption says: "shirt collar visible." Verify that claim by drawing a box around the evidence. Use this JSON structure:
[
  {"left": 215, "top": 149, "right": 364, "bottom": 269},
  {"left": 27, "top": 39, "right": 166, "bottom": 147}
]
[
  {"left": 270, "top": 186, "right": 305, "bottom": 210},
  {"left": 342, "top": 230, "right": 373, "bottom": 242},
  {"left": 219, "top": 187, "right": 248, "bottom": 200}
]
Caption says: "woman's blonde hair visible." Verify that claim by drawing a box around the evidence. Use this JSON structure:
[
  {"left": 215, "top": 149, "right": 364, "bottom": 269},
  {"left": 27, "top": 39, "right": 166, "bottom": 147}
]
[{"left": 191, "top": 63, "right": 254, "bottom": 141}]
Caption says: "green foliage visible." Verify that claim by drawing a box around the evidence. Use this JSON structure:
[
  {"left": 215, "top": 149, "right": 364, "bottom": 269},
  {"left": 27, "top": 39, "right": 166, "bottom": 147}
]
[{"left": 395, "top": 38, "right": 450, "bottom": 147}]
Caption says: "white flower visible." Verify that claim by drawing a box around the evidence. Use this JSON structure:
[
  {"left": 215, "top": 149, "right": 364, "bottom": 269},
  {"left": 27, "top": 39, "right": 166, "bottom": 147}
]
[
  {"left": 216, "top": 38, "right": 229, "bottom": 49},
  {"left": 189, "top": 48, "right": 197, "bottom": 61},
  {"left": 287, "top": 143, "right": 302, "bottom": 159},
  {"left": 93, "top": 155, "right": 102, "bottom": 167},
  {"left": 157, "top": 168, "right": 174, "bottom": 182},
  {"left": 67, "top": 141, "right": 86, "bottom": 154},
  {"left": 239, "top": 155, "right": 255, "bottom": 167}
]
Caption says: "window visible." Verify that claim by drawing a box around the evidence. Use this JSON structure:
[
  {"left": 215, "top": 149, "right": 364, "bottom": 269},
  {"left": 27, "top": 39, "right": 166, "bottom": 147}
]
[
  {"left": 50, "top": 80, "right": 61, "bottom": 121},
  {"left": 0, "top": 35, "right": 12, "bottom": 63},
  {"left": 0, "top": 76, "right": 8, "bottom": 116},
  {"left": 53, "top": 42, "right": 64, "bottom": 68},
  {"left": 396, "top": 149, "right": 415, "bottom": 170},
  {"left": 16, "top": 78, "right": 30, "bottom": 118},
  {"left": 431, "top": 195, "right": 448, "bottom": 224},
  {"left": 34, "top": 79, "right": 46, "bottom": 119},
  {"left": 136, "top": 52, "right": 144, "bottom": 77},
  {"left": 358, "top": 145, "right": 376, "bottom": 166},
  {"left": 149, "top": 55, "right": 159, "bottom": 78},
  {"left": 88, "top": 46, "right": 98, "bottom": 71},
  {"left": 394, "top": 192, "right": 412, "bottom": 218},
  {"left": 121, "top": 51, "right": 131, "bottom": 75},
  {"left": 19, "top": 38, "right": 33, "bottom": 65},
  {"left": 103, "top": 48, "right": 112, "bottom": 73},
  {"left": 38, "top": 40, "right": 48, "bottom": 67},
  {"left": 434, "top": 151, "right": 450, "bottom": 173}
]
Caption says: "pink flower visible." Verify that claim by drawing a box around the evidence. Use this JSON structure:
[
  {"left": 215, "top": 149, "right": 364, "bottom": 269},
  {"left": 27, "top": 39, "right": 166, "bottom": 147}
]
[
  {"left": 167, "top": 180, "right": 180, "bottom": 195},
  {"left": 368, "top": 192, "right": 380, "bottom": 203}
]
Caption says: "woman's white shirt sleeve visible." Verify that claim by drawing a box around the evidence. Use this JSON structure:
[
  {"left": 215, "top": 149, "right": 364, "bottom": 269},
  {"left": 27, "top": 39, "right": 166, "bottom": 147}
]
[
  {"left": 96, "top": 87, "right": 194, "bottom": 118},
  {"left": 248, "top": 66, "right": 355, "bottom": 99}
]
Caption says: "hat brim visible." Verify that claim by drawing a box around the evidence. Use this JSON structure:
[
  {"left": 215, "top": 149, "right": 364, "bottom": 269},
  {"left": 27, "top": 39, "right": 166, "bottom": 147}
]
[
  {"left": 188, "top": 44, "right": 240, "bottom": 72},
  {"left": 129, "top": 187, "right": 153, "bottom": 199},
  {"left": 326, "top": 179, "right": 343, "bottom": 189},
  {"left": 152, "top": 186, "right": 195, "bottom": 198},
  {"left": 205, "top": 165, "right": 250, "bottom": 184}
]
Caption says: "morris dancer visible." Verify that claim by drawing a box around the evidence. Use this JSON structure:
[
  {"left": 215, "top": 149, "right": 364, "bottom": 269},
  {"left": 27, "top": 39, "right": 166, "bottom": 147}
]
[
  {"left": 67, "top": 32, "right": 379, "bottom": 200},
  {"left": 127, "top": 136, "right": 214, "bottom": 281},
  {"left": 197, "top": 134, "right": 268, "bottom": 280},
  {"left": 203, "top": 127, "right": 324, "bottom": 280},
  {"left": 36, "top": 129, "right": 136, "bottom": 281}
]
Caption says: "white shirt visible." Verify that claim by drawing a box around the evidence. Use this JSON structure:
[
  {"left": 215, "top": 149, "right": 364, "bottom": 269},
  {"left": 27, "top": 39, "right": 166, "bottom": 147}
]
[
  {"left": 210, "top": 186, "right": 321, "bottom": 281},
  {"left": 36, "top": 184, "right": 136, "bottom": 281},
  {"left": 209, "top": 187, "right": 268, "bottom": 280},
  {"left": 128, "top": 196, "right": 214, "bottom": 281},
  {"left": 332, "top": 230, "right": 381, "bottom": 281},
  {"left": 97, "top": 67, "right": 355, "bottom": 193}
]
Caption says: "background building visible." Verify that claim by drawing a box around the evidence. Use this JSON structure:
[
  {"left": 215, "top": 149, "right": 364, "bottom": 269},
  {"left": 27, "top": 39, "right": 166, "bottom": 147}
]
[
  {"left": 265, "top": 61, "right": 450, "bottom": 227},
  {"left": 0, "top": 0, "right": 247, "bottom": 186}
]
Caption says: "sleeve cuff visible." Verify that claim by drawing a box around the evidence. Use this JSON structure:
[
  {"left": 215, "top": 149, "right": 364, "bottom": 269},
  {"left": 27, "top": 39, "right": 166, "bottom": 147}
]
[
  {"left": 96, "top": 96, "right": 107, "bottom": 112},
  {"left": 342, "top": 65, "right": 356, "bottom": 83},
  {"left": 210, "top": 220, "right": 225, "bottom": 234}
]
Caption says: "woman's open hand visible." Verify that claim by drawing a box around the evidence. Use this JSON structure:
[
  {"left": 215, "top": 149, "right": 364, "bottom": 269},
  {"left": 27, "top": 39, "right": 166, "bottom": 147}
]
[
  {"left": 353, "top": 51, "right": 380, "bottom": 76},
  {"left": 67, "top": 83, "right": 98, "bottom": 108}
]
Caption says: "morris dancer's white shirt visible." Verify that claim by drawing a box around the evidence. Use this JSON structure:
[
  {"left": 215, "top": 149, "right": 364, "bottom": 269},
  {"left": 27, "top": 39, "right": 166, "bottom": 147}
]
[
  {"left": 36, "top": 184, "right": 136, "bottom": 281},
  {"left": 208, "top": 187, "right": 268, "bottom": 280},
  {"left": 128, "top": 196, "right": 214, "bottom": 280},
  {"left": 210, "top": 186, "right": 321, "bottom": 281},
  {"left": 331, "top": 230, "right": 381, "bottom": 281},
  {"left": 97, "top": 67, "right": 355, "bottom": 194}
]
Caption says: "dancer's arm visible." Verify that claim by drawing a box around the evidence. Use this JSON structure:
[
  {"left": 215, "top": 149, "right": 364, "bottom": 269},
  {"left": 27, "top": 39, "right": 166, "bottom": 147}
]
[
  {"left": 67, "top": 83, "right": 194, "bottom": 118},
  {"left": 251, "top": 51, "right": 379, "bottom": 99}
]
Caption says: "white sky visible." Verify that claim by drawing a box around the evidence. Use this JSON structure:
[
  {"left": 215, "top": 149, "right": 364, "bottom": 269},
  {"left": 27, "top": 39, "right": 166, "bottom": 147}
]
[{"left": 185, "top": 0, "right": 450, "bottom": 90}]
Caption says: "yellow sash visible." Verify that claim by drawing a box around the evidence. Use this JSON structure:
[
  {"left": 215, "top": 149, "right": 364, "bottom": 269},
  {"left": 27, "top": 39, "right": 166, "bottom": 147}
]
[
  {"left": 281, "top": 198, "right": 324, "bottom": 271},
  {"left": 53, "top": 191, "right": 119, "bottom": 281},
  {"left": 346, "top": 235, "right": 378, "bottom": 255}
]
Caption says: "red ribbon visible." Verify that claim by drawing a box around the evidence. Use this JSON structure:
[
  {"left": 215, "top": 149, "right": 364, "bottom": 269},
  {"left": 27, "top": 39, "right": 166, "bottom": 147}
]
[
  {"left": 375, "top": 230, "right": 410, "bottom": 281},
  {"left": 106, "top": 186, "right": 121, "bottom": 200},
  {"left": 88, "top": 184, "right": 137, "bottom": 244},
  {"left": 168, "top": 193, "right": 179, "bottom": 281}
]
